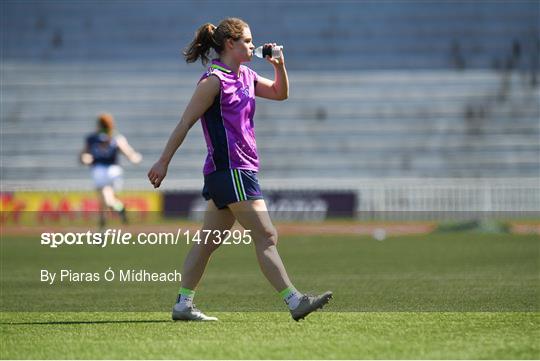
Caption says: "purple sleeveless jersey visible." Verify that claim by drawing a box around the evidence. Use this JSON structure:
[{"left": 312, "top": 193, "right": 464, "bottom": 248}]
[{"left": 199, "top": 59, "right": 259, "bottom": 175}]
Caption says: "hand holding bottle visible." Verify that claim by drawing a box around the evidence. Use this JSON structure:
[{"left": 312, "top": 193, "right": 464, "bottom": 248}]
[{"left": 254, "top": 43, "right": 284, "bottom": 67}]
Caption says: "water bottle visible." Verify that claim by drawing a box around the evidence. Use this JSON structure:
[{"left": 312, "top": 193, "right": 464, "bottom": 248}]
[{"left": 254, "top": 45, "right": 283, "bottom": 59}]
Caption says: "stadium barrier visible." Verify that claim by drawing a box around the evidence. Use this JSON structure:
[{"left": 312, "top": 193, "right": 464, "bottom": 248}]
[
  {"left": 0, "top": 191, "right": 161, "bottom": 225},
  {"left": 163, "top": 190, "right": 356, "bottom": 220},
  {"left": 353, "top": 178, "right": 540, "bottom": 220},
  {"left": 1, "top": 178, "right": 538, "bottom": 223},
  {"left": 257, "top": 177, "right": 539, "bottom": 220}
]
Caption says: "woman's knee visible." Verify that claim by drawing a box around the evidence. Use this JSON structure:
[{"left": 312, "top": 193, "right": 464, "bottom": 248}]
[
  {"left": 195, "top": 241, "right": 220, "bottom": 257},
  {"left": 198, "top": 229, "right": 230, "bottom": 254},
  {"left": 255, "top": 226, "right": 278, "bottom": 247}
]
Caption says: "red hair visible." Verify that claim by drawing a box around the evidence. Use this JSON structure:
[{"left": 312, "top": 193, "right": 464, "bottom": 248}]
[{"left": 97, "top": 113, "right": 115, "bottom": 135}]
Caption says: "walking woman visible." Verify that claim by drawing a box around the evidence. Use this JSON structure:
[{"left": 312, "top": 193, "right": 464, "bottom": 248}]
[{"left": 148, "top": 18, "right": 331, "bottom": 321}]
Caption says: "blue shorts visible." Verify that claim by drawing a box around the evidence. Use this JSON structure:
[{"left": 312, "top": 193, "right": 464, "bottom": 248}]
[{"left": 202, "top": 169, "right": 263, "bottom": 209}]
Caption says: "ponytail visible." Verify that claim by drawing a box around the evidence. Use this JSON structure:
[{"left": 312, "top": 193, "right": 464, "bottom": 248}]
[
  {"left": 183, "top": 23, "right": 217, "bottom": 66},
  {"left": 183, "top": 18, "right": 249, "bottom": 66}
]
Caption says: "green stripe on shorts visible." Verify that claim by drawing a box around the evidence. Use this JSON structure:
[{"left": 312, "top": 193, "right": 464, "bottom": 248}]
[{"left": 233, "top": 169, "right": 245, "bottom": 201}]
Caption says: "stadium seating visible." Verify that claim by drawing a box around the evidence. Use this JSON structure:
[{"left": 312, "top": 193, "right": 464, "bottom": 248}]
[{"left": 1, "top": 1, "right": 539, "bottom": 190}]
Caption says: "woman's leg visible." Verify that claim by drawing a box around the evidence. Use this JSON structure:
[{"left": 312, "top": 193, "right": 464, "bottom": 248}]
[
  {"left": 172, "top": 200, "right": 235, "bottom": 321},
  {"left": 180, "top": 199, "right": 236, "bottom": 290},
  {"left": 101, "top": 185, "right": 121, "bottom": 209},
  {"left": 228, "top": 199, "right": 332, "bottom": 321},
  {"left": 100, "top": 185, "right": 127, "bottom": 223},
  {"left": 96, "top": 189, "right": 107, "bottom": 228},
  {"left": 227, "top": 199, "right": 291, "bottom": 292}
]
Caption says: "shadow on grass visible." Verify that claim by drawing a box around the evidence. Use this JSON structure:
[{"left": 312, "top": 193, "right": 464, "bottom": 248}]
[{"left": 1, "top": 319, "right": 171, "bottom": 325}]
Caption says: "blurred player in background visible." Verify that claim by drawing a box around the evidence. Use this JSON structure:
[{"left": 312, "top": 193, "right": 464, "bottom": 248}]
[
  {"left": 81, "top": 113, "right": 142, "bottom": 228},
  {"left": 148, "top": 18, "right": 332, "bottom": 322}
]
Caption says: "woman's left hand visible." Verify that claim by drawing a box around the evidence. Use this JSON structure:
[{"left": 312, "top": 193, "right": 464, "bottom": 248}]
[{"left": 147, "top": 159, "right": 168, "bottom": 188}]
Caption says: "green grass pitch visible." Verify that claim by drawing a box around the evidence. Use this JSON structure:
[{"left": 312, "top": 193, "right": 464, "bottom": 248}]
[{"left": 1, "top": 231, "right": 539, "bottom": 359}]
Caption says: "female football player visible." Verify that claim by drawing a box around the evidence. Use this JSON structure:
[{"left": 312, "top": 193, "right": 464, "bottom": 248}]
[
  {"left": 81, "top": 113, "right": 142, "bottom": 228},
  {"left": 148, "top": 18, "right": 332, "bottom": 321}
]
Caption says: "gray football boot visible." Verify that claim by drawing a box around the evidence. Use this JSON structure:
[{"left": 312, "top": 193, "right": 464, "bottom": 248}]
[
  {"left": 290, "top": 291, "right": 333, "bottom": 321},
  {"left": 172, "top": 303, "right": 218, "bottom": 321}
]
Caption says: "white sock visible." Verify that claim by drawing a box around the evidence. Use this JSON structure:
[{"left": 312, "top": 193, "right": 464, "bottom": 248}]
[
  {"left": 177, "top": 287, "right": 195, "bottom": 309},
  {"left": 281, "top": 287, "right": 303, "bottom": 310},
  {"left": 178, "top": 294, "right": 193, "bottom": 309}
]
